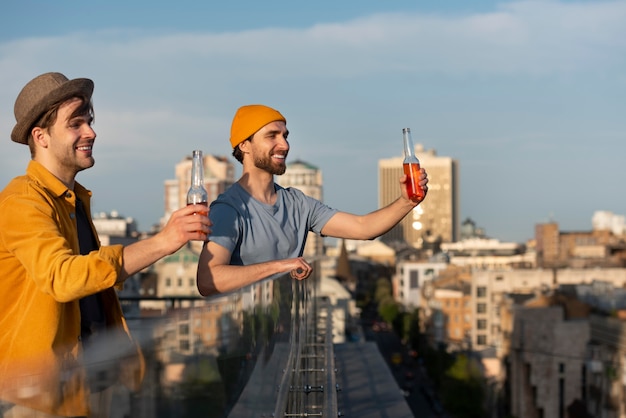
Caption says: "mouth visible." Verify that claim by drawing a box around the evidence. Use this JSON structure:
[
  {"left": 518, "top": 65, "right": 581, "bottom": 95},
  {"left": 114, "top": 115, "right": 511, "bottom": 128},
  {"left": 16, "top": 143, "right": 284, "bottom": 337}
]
[
  {"left": 272, "top": 153, "right": 286, "bottom": 162},
  {"left": 76, "top": 144, "right": 93, "bottom": 152}
]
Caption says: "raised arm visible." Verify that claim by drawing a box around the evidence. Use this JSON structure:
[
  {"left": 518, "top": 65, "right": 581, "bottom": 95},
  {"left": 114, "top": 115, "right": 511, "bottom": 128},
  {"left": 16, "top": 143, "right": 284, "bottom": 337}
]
[
  {"left": 196, "top": 241, "right": 312, "bottom": 296},
  {"left": 321, "top": 168, "right": 428, "bottom": 240}
]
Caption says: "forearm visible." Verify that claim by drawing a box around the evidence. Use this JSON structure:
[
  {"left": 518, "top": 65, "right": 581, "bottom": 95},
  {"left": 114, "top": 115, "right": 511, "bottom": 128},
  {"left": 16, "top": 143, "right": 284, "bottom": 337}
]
[
  {"left": 197, "top": 259, "right": 288, "bottom": 296},
  {"left": 323, "top": 196, "right": 417, "bottom": 240},
  {"left": 360, "top": 197, "right": 418, "bottom": 239},
  {"left": 118, "top": 235, "right": 173, "bottom": 283}
]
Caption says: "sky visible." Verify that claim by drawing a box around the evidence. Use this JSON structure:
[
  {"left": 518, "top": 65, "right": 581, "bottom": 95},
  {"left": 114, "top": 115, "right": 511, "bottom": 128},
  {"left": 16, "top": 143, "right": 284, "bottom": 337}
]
[{"left": 1, "top": 0, "right": 625, "bottom": 244}]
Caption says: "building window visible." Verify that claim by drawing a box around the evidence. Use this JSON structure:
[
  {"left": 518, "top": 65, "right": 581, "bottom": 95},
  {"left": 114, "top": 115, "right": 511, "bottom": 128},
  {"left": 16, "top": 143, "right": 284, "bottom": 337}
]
[
  {"left": 476, "top": 286, "right": 487, "bottom": 298},
  {"left": 179, "top": 324, "right": 189, "bottom": 335},
  {"left": 559, "top": 377, "right": 564, "bottom": 418},
  {"left": 165, "top": 278, "right": 171, "bottom": 287},
  {"left": 477, "top": 319, "right": 487, "bottom": 330},
  {"left": 180, "top": 339, "right": 190, "bottom": 351},
  {"left": 476, "top": 335, "right": 487, "bottom": 345},
  {"left": 477, "top": 303, "right": 487, "bottom": 314},
  {"left": 410, "top": 270, "right": 419, "bottom": 288}
]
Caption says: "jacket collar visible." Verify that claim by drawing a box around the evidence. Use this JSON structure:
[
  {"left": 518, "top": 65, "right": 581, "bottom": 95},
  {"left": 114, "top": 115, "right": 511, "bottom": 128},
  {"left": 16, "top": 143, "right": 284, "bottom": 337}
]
[{"left": 26, "top": 160, "right": 92, "bottom": 201}]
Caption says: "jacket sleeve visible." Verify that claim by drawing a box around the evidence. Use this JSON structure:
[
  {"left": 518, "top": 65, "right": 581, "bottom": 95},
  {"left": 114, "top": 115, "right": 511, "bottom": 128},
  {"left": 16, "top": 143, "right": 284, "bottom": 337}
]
[{"left": 0, "top": 190, "right": 124, "bottom": 302}]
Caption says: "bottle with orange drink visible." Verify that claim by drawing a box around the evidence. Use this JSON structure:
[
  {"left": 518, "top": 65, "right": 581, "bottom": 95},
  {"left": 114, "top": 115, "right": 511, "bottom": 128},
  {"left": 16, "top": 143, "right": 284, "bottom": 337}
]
[{"left": 402, "top": 128, "right": 425, "bottom": 202}]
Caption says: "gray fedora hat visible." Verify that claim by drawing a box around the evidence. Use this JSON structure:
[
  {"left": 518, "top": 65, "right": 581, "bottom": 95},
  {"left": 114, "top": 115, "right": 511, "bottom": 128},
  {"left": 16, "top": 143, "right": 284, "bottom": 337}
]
[{"left": 11, "top": 72, "right": 94, "bottom": 145}]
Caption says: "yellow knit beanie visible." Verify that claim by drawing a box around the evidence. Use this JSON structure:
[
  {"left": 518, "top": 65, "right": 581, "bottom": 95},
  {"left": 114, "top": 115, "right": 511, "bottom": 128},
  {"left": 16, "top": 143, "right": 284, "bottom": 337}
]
[{"left": 229, "top": 104, "right": 286, "bottom": 148}]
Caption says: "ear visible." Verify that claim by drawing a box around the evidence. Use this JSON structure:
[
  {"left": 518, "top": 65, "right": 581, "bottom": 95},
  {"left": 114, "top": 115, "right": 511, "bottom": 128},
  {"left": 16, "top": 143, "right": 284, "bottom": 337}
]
[
  {"left": 238, "top": 140, "right": 250, "bottom": 153},
  {"left": 31, "top": 126, "right": 49, "bottom": 148}
]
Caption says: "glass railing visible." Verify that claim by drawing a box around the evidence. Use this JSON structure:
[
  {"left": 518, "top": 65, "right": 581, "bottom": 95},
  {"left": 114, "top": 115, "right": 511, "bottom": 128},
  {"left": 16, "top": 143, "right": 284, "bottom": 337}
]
[{"left": 116, "top": 271, "right": 330, "bottom": 418}]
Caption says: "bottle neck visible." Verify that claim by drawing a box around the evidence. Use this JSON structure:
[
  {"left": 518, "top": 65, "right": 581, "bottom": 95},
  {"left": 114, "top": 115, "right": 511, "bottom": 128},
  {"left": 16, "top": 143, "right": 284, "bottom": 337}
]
[
  {"left": 402, "top": 128, "right": 419, "bottom": 162},
  {"left": 191, "top": 153, "right": 204, "bottom": 186}
]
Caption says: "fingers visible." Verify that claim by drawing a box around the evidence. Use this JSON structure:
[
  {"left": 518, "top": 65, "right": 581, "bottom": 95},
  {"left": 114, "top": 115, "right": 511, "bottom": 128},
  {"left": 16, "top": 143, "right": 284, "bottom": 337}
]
[
  {"left": 289, "top": 258, "right": 312, "bottom": 280},
  {"left": 169, "top": 204, "right": 212, "bottom": 242},
  {"left": 419, "top": 168, "right": 429, "bottom": 195}
]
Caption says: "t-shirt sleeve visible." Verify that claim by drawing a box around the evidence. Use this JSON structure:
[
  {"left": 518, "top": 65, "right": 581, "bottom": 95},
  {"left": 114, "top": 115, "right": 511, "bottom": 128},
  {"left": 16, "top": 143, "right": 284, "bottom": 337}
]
[
  {"left": 208, "top": 201, "right": 241, "bottom": 253},
  {"left": 304, "top": 195, "right": 338, "bottom": 235}
]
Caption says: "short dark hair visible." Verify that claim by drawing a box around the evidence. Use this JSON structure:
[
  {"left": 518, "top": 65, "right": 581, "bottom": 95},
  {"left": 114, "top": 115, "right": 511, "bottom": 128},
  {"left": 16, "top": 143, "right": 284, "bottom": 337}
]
[{"left": 231, "top": 136, "right": 251, "bottom": 164}]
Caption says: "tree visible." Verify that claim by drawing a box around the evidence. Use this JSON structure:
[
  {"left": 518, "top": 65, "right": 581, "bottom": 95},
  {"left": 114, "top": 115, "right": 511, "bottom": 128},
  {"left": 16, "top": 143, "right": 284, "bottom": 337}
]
[
  {"left": 378, "top": 295, "right": 400, "bottom": 325},
  {"left": 441, "top": 354, "right": 486, "bottom": 417}
]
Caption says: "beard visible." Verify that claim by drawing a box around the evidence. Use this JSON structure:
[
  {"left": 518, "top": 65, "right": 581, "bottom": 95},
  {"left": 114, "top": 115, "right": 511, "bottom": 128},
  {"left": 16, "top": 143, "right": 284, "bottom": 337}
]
[{"left": 254, "top": 152, "right": 287, "bottom": 175}]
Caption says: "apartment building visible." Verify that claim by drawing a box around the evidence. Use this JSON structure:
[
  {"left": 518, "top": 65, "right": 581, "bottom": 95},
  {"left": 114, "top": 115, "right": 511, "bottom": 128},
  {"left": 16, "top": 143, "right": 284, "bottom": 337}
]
[
  {"left": 378, "top": 144, "right": 459, "bottom": 247},
  {"left": 507, "top": 300, "right": 590, "bottom": 418},
  {"left": 536, "top": 221, "right": 626, "bottom": 268},
  {"left": 393, "top": 260, "right": 449, "bottom": 311}
]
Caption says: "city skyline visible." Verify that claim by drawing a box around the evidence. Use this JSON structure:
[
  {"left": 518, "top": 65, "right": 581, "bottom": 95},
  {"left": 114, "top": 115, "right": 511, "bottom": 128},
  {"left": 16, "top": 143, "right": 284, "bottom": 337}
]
[{"left": 1, "top": 0, "right": 625, "bottom": 243}]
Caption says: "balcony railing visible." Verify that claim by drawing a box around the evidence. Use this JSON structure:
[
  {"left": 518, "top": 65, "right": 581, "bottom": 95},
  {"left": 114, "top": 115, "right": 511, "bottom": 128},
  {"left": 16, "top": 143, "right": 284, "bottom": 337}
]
[{"left": 113, "top": 272, "right": 337, "bottom": 418}]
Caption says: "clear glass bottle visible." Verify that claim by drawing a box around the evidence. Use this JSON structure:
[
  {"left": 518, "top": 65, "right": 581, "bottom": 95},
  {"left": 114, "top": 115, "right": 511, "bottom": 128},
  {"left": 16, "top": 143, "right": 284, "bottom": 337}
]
[
  {"left": 402, "top": 128, "right": 425, "bottom": 202},
  {"left": 187, "top": 150, "right": 208, "bottom": 207}
]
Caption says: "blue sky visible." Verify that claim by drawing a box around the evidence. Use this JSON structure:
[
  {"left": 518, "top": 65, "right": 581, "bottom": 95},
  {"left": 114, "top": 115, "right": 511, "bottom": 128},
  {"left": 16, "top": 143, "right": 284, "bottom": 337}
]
[{"left": 1, "top": 0, "right": 625, "bottom": 243}]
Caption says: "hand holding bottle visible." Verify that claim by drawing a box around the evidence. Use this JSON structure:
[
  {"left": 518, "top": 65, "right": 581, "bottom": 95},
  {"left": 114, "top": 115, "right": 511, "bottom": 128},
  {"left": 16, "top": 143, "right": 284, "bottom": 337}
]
[
  {"left": 402, "top": 128, "right": 428, "bottom": 204},
  {"left": 187, "top": 150, "right": 209, "bottom": 238}
]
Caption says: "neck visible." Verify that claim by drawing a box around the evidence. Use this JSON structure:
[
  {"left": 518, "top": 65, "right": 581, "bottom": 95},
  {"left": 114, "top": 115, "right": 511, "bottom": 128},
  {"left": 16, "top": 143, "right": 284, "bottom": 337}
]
[
  {"left": 34, "top": 156, "right": 76, "bottom": 190},
  {"left": 238, "top": 168, "right": 276, "bottom": 205}
]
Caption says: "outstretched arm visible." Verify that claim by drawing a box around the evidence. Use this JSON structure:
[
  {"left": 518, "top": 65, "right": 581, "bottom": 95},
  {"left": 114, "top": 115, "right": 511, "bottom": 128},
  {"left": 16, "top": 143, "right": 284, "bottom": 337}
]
[
  {"left": 196, "top": 241, "right": 312, "bottom": 296},
  {"left": 117, "top": 204, "right": 211, "bottom": 283},
  {"left": 321, "top": 168, "right": 428, "bottom": 240}
]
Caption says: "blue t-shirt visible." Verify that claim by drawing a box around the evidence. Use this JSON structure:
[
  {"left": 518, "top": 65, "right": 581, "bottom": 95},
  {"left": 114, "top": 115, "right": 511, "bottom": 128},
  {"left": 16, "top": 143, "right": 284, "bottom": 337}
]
[{"left": 208, "top": 182, "right": 338, "bottom": 266}]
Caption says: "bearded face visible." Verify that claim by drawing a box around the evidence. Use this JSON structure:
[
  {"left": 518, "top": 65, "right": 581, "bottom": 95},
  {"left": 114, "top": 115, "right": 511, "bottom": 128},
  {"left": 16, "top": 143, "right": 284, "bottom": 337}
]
[{"left": 254, "top": 149, "right": 287, "bottom": 175}]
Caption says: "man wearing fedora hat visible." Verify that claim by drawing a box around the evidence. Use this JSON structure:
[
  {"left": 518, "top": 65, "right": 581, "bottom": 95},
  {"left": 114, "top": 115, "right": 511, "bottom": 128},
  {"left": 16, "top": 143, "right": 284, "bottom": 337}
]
[
  {"left": 0, "top": 72, "right": 212, "bottom": 417},
  {"left": 196, "top": 104, "right": 428, "bottom": 296}
]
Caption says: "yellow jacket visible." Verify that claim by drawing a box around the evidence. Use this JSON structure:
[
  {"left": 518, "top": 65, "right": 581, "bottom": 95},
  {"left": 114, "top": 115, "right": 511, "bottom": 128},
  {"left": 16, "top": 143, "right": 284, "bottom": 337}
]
[{"left": 0, "top": 161, "right": 144, "bottom": 416}]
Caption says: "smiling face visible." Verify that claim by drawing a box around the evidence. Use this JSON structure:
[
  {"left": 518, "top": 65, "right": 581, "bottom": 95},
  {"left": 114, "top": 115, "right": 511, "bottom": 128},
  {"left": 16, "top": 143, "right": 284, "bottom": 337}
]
[
  {"left": 32, "top": 97, "right": 96, "bottom": 187},
  {"left": 248, "top": 120, "right": 290, "bottom": 176}
]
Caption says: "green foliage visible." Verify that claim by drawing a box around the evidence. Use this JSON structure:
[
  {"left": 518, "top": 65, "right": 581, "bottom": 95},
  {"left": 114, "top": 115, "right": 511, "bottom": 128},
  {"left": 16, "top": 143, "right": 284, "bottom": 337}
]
[
  {"left": 422, "top": 345, "right": 454, "bottom": 389},
  {"left": 407, "top": 308, "right": 422, "bottom": 348},
  {"left": 378, "top": 295, "right": 400, "bottom": 324},
  {"left": 374, "top": 278, "right": 392, "bottom": 303},
  {"left": 440, "top": 354, "right": 486, "bottom": 417}
]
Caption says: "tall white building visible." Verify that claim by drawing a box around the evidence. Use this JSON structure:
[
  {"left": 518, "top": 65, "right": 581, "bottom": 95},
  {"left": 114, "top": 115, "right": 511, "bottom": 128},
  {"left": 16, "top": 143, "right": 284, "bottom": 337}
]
[{"left": 378, "top": 144, "right": 459, "bottom": 248}]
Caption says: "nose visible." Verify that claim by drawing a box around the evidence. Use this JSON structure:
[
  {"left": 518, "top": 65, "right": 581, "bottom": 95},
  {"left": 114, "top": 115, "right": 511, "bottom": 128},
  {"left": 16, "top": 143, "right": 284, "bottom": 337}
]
[
  {"left": 83, "top": 124, "right": 96, "bottom": 140},
  {"left": 277, "top": 133, "right": 289, "bottom": 149}
]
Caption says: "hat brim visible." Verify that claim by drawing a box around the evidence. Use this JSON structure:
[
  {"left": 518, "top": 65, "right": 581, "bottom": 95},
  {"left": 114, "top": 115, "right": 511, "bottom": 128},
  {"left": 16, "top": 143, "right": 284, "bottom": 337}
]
[{"left": 11, "top": 78, "right": 94, "bottom": 145}]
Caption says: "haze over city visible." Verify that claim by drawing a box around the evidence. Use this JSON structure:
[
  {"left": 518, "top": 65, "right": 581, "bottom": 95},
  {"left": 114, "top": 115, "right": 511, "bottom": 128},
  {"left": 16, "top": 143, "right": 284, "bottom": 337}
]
[{"left": 1, "top": 0, "right": 624, "bottom": 244}]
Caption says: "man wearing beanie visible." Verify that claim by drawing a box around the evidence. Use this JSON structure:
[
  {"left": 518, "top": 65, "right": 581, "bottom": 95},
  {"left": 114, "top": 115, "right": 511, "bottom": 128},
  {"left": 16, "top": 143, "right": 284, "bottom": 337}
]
[
  {"left": 196, "top": 104, "right": 428, "bottom": 296},
  {"left": 0, "top": 73, "right": 211, "bottom": 417}
]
